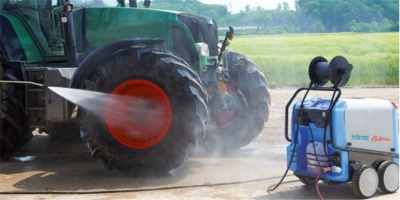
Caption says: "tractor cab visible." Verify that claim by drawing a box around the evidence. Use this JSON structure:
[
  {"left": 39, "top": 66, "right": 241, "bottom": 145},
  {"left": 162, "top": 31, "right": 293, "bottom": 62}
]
[
  {"left": 70, "top": 0, "right": 119, "bottom": 8},
  {"left": 1, "top": 0, "right": 218, "bottom": 69},
  {"left": 1, "top": 0, "right": 68, "bottom": 62},
  {"left": 0, "top": 0, "right": 130, "bottom": 62}
]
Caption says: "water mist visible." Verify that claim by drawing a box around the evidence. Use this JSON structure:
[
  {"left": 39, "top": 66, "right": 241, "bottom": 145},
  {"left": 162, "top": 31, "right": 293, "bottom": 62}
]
[{"left": 49, "top": 86, "right": 167, "bottom": 139}]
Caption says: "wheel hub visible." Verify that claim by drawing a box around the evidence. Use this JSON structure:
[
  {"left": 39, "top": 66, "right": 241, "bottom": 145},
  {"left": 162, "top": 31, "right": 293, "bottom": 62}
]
[
  {"left": 104, "top": 80, "right": 172, "bottom": 149},
  {"left": 209, "top": 79, "right": 244, "bottom": 129},
  {"left": 382, "top": 163, "right": 399, "bottom": 192},
  {"left": 358, "top": 167, "right": 379, "bottom": 197}
]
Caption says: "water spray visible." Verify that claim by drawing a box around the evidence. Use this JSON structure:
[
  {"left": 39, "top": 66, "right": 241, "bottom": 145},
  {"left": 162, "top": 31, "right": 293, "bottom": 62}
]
[{"left": 0, "top": 80, "right": 161, "bottom": 137}]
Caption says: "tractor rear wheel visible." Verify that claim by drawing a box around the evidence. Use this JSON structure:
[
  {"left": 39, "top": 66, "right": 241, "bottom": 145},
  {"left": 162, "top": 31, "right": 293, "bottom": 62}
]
[
  {"left": 0, "top": 62, "right": 31, "bottom": 159},
  {"left": 203, "top": 50, "right": 270, "bottom": 152},
  {"left": 79, "top": 45, "right": 208, "bottom": 175}
]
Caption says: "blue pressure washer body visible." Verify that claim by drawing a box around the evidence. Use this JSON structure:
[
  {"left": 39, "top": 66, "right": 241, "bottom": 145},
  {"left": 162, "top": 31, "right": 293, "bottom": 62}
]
[{"left": 285, "top": 56, "right": 399, "bottom": 198}]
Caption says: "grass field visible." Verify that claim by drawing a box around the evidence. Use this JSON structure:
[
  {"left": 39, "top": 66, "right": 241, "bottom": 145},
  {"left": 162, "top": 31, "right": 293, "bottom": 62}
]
[{"left": 228, "top": 32, "right": 399, "bottom": 87}]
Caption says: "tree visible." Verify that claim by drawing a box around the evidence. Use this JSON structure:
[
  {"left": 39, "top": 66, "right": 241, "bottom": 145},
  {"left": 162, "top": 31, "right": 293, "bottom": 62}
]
[
  {"left": 149, "top": 0, "right": 398, "bottom": 34},
  {"left": 282, "top": 2, "right": 290, "bottom": 11},
  {"left": 245, "top": 5, "right": 251, "bottom": 12},
  {"left": 295, "top": 0, "right": 398, "bottom": 32}
]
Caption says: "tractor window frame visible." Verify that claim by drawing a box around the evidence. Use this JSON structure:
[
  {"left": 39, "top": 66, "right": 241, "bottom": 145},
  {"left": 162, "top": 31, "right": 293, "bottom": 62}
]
[{"left": 2, "top": 0, "right": 69, "bottom": 60}]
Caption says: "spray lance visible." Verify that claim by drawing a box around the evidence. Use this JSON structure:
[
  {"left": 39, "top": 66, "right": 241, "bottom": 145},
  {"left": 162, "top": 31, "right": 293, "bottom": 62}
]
[
  {"left": 0, "top": 80, "right": 48, "bottom": 88},
  {"left": 0, "top": 80, "right": 79, "bottom": 103}
]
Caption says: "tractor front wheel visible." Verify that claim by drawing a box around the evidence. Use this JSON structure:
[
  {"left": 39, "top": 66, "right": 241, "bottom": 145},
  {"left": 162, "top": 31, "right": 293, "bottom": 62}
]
[{"left": 78, "top": 44, "right": 208, "bottom": 175}]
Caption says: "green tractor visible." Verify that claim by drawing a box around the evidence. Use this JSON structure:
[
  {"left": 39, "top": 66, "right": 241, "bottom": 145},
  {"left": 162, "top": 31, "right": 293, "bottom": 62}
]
[{"left": 0, "top": 0, "right": 270, "bottom": 175}]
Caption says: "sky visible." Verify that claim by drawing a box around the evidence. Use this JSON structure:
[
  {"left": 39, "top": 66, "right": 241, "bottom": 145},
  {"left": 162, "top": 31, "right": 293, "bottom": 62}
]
[{"left": 198, "top": 0, "right": 296, "bottom": 13}]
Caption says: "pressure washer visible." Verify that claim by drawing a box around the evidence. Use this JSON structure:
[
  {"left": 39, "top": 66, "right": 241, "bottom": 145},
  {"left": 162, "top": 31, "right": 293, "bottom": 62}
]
[{"left": 268, "top": 55, "right": 399, "bottom": 199}]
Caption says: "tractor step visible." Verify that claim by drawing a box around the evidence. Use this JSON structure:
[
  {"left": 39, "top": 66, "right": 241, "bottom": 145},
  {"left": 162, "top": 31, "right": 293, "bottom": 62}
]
[{"left": 28, "top": 107, "right": 45, "bottom": 111}]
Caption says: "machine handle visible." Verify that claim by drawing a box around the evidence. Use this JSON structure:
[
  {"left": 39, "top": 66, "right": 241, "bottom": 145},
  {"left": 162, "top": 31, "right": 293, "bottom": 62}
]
[{"left": 284, "top": 86, "right": 342, "bottom": 142}]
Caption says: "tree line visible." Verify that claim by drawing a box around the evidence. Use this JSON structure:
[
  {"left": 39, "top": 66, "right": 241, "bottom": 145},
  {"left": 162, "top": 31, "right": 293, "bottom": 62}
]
[{"left": 147, "top": 0, "right": 399, "bottom": 35}]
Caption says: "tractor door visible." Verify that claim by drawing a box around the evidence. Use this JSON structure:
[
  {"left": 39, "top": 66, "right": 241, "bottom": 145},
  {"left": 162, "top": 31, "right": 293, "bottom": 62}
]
[{"left": 1, "top": 0, "right": 67, "bottom": 62}]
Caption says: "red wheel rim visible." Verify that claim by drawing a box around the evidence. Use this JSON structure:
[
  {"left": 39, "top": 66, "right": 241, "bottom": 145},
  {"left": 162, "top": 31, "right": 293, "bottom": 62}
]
[
  {"left": 104, "top": 80, "right": 172, "bottom": 149},
  {"left": 210, "top": 79, "right": 244, "bottom": 129}
]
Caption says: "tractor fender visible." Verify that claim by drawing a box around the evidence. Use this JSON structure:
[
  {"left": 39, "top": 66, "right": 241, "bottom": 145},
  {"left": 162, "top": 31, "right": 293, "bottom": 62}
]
[{"left": 69, "top": 38, "right": 163, "bottom": 89}]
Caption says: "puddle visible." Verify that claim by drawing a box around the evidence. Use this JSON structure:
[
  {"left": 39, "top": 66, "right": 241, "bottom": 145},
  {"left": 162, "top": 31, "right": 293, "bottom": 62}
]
[
  {"left": 11, "top": 155, "right": 37, "bottom": 162},
  {"left": 240, "top": 143, "right": 287, "bottom": 156}
]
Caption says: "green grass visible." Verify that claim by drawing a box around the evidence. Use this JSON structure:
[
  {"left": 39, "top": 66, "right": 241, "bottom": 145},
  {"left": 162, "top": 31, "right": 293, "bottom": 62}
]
[{"left": 228, "top": 32, "right": 399, "bottom": 87}]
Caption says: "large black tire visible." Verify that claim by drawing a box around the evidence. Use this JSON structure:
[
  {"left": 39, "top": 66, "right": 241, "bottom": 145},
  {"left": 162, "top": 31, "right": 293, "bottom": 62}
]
[
  {"left": 203, "top": 49, "right": 270, "bottom": 152},
  {"left": 0, "top": 62, "right": 31, "bottom": 159},
  {"left": 78, "top": 45, "right": 208, "bottom": 175}
]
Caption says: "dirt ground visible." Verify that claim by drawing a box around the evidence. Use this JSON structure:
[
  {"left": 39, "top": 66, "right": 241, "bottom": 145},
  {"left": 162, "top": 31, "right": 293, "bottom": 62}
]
[{"left": 0, "top": 87, "right": 399, "bottom": 200}]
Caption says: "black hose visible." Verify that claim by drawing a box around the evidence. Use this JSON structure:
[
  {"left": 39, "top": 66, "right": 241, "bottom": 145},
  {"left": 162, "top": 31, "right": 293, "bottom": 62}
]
[
  {"left": 267, "top": 127, "right": 299, "bottom": 193},
  {"left": 267, "top": 83, "right": 313, "bottom": 193},
  {"left": 0, "top": 176, "right": 292, "bottom": 195},
  {"left": 323, "top": 89, "right": 338, "bottom": 157}
]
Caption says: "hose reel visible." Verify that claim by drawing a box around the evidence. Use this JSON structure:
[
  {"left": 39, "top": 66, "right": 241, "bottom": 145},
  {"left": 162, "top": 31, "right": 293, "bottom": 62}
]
[{"left": 308, "top": 56, "right": 353, "bottom": 87}]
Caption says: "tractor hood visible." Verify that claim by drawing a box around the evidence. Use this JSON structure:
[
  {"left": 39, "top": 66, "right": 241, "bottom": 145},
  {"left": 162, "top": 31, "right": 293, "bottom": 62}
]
[
  {"left": 73, "top": 7, "right": 219, "bottom": 65},
  {"left": 73, "top": 7, "right": 170, "bottom": 52}
]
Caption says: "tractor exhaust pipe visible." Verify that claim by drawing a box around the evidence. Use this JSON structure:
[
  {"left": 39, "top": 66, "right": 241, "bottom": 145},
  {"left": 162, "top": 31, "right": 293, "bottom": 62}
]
[
  {"left": 129, "top": 0, "right": 152, "bottom": 8},
  {"left": 62, "top": 0, "right": 78, "bottom": 67},
  {"left": 143, "top": 0, "right": 152, "bottom": 8},
  {"left": 129, "top": 0, "right": 137, "bottom": 7}
]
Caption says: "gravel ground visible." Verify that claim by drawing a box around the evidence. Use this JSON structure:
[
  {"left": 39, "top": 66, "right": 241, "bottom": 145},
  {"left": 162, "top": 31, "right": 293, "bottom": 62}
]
[{"left": 0, "top": 87, "right": 398, "bottom": 200}]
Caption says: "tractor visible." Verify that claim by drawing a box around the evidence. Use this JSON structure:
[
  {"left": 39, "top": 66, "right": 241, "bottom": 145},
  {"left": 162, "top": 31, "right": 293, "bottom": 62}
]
[{"left": 0, "top": 0, "right": 270, "bottom": 175}]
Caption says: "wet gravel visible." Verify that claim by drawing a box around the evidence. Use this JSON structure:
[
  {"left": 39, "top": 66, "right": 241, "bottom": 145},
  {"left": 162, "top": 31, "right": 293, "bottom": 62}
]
[{"left": 0, "top": 87, "right": 398, "bottom": 199}]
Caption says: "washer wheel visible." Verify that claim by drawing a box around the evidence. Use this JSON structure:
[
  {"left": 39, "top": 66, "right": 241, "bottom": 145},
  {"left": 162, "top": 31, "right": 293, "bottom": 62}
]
[
  {"left": 371, "top": 159, "right": 385, "bottom": 170},
  {"left": 299, "top": 176, "right": 315, "bottom": 186},
  {"left": 352, "top": 166, "right": 379, "bottom": 198},
  {"left": 378, "top": 161, "right": 399, "bottom": 193}
]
